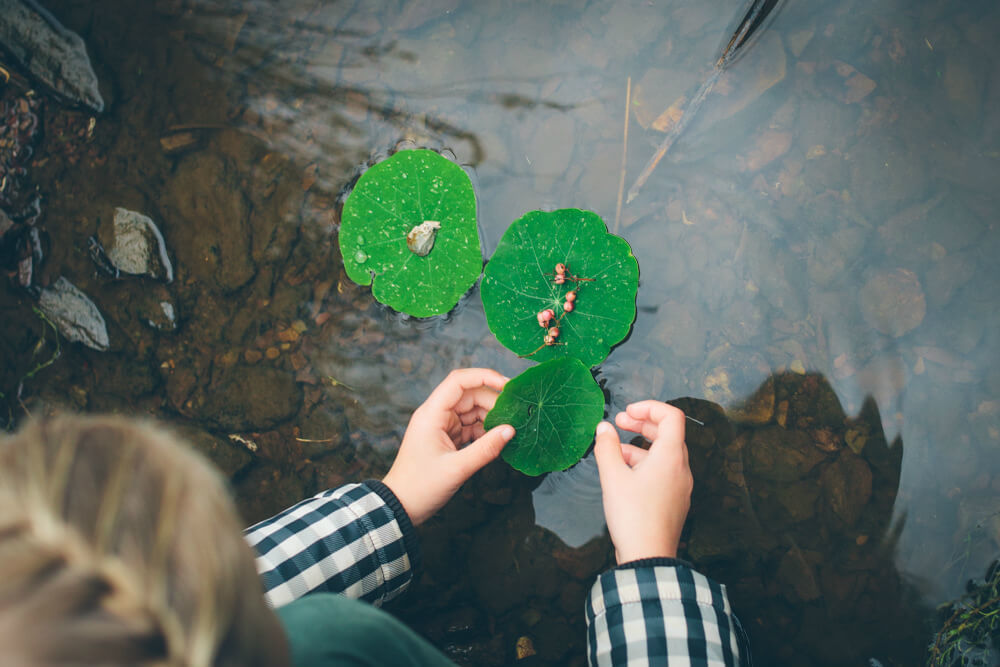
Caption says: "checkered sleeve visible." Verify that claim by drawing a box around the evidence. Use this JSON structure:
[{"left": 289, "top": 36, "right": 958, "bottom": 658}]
[
  {"left": 245, "top": 480, "right": 421, "bottom": 609},
  {"left": 586, "top": 559, "right": 745, "bottom": 667}
]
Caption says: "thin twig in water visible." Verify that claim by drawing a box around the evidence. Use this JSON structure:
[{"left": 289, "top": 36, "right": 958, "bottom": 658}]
[
  {"left": 613, "top": 76, "right": 631, "bottom": 233},
  {"left": 625, "top": 0, "right": 781, "bottom": 204}
]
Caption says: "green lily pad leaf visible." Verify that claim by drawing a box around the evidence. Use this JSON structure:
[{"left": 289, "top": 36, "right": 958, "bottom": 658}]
[
  {"left": 485, "top": 357, "right": 605, "bottom": 476},
  {"left": 481, "top": 208, "right": 638, "bottom": 367},
  {"left": 340, "top": 149, "right": 482, "bottom": 317}
]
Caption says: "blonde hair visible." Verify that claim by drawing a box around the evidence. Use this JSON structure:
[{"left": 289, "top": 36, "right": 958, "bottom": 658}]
[{"left": 0, "top": 415, "right": 288, "bottom": 666}]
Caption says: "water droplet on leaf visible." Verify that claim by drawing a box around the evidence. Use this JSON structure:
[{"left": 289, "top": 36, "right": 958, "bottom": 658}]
[{"left": 354, "top": 249, "right": 368, "bottom": 263}]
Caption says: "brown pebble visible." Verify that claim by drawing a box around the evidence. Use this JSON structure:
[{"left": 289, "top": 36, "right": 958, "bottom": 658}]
[
  {"left": 278, "top": 328, "right": 300, "bottom": 343},
  {"left": 855, "top": 535, "right": 869, "bottom": 546},
  {"left": 245, "top": 349, "right": 263, "bottom": 363},
  {"left": 314, "top": 312, "right": 331, "bottom": 326},
  {"left": 265, "top": 347, "right": 280, "bottom": 360}
]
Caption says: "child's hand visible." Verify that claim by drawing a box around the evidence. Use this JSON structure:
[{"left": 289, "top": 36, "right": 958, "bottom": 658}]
[
  {"left": 383, "top": 368, "right": 515, "bottom": 525},
  {"left": 593, "top": 401, "right": 693, "bottom": 564}
]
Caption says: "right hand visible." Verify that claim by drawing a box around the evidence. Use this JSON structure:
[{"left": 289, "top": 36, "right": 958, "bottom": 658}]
[{"left": 593, "top": 401, "right": 693, "bottom": 564}]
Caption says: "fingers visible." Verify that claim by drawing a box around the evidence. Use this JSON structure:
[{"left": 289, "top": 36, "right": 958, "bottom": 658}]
[
  {"left": 614, "top": 411, "right": 659, "bottom": 441},
  {"left": 619, "top": 401, "right": 686, "bottom": 445},
  {"left": 619, "top": 443, "right": 649, "bottom": 467},
  {"left": 453, "top": 424, "right": 515, "bottom": 477},
  {"left": 453, "top": 386, "right": 503, "bottom": 416},
  {"left": 458, "top": 406, "right": 489, "bottom": 426},
  {"left": 425, "top": 369, "right": 508, "bottom": 412},
  {"left": 593, "top": 421, "right": 628, "bottom": 482}
]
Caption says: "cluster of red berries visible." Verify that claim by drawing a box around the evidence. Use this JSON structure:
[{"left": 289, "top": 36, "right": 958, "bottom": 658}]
[{"left": 532, "top": 263, "right": 588, "bottom": 349}]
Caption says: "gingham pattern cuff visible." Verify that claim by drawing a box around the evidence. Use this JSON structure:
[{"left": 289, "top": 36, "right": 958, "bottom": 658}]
[
  {"left": 586, "top": 564, "right": 742, "bottom": 667},
  {"left": 246, "top": 482, "right": 414, "bottom": 609}
]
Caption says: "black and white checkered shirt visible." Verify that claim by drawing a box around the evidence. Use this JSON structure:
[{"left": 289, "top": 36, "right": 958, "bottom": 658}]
[
  {"left": 246, "top": 483, "right": 747, "bottom": 666},
  {"left": 587, "top": 558, "right": 747, "bottom": 666},
  {"left": 245, "top": 480, "right": 420, "bottom": 609}
]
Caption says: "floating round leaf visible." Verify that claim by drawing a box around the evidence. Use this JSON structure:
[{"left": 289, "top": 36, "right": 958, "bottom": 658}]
[
  {"left": 340, "top": 149, "right": 481, "bottom": 317},
  {"left": 484, "top": 357, "right": 605, "bottom": 476},
  {"left": 481, "top": 208, "right": 639, "bottom": 367}
]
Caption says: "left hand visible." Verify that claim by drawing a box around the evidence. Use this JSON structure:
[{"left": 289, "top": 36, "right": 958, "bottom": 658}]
[{"left": 383, "top": 368, "right": 515, "bottom": 525}]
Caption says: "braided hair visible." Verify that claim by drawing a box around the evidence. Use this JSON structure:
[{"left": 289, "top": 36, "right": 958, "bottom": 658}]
[{"left": 0, "top": 415, "right": 289, "bottom": 666}]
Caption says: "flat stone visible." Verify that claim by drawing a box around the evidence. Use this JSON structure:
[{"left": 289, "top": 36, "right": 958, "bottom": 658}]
[
  {"left": 0, "top": 0, "right": 104, "bottom": 111},
  {"left": 190, "top": 365, "right": 302, "bottom": 432},
  {"left": 859, "top": 269, "right": 926, "bottom": 337},
  {"left": 98, "top": 208, "right": 174, "bottom": 282},
  {"left": 35, "top": 276, "right": 109, "bottom": 351}
]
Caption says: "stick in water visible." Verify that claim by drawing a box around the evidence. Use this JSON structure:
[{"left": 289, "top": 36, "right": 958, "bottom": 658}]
[
  {"left": 625, "top": 0, "right": 781, "bottom": 204},
  {"left": 613, "top": 76, "right": 632, "bottom": 233}
]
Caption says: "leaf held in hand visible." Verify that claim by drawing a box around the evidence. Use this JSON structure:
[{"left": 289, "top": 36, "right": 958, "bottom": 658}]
[
  {"left": 485, "top": 357, "right": 605, "bottom": 476},
  {"left": 481, "top": 208, "right": 638, "bottom": 367},
  {"left": 339, "top": 149, "right": 482, "bottom": 317}
]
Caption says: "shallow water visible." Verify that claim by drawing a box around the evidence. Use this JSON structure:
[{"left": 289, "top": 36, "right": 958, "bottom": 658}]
[{"left": 2, "top": 0, "right": 999, "bottom": 664}]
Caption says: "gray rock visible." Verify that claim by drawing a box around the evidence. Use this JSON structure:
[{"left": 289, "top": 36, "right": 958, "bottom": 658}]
[
  {"left": 145, "top": 300, "right": 177, "bottom": 331},
  {"left": 36, "top": 276, "right": 109, "bottom": 350},
  {"left": 99, "top": 208, "right": 174, "bottom": 282},
  {"left": 0, "top": 0, "right": 104, "bottom": 112}
]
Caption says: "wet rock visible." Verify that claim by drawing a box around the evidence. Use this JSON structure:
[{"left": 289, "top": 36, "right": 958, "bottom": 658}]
[
  {"left": 172, "top": 422, "right": 253, "bottom": 478},
  {"left": 163, "top": 151, "right": 255, "bottom": 292},
  {"left": 144, "top": 300, "right": 177, "bottom": 331},
  {"left": 727, "top": 376, "right": 775, "bottom": 425},
  {"left": 189, "top": 365, "right": 302, "bottom": 432},
  {"left": 859, "top": 269, "right": 926, "bottom": 337},
  {"left": 442, "top": 635, "right": 505, "bottom": 667},
  {"left": 35, "top": 276, "right": 109, "bottom": 350},
  {"left": 235, "top": 462, "right": 307, "bottom": 525},
  {"left": 741, "top": 130, "right": 793, "bottom": 172},
  {"left": 820, "top": 450, "right": 873, "bottom": 528},
  {"left": 849, "top": 136, "right": 929, "bottom": 221},
  {"left": 924, "top": 252, "right": 975, "bottom": 308},
  {"left": 776, "top": 547, "right": 821, "bottom": 602},
  {"left": 776, "top": 480, "right": 820, "bottom": 522},
  {"left": 0, "top": 0, "right": 104, "bottom": 112},
  {"left": 746, "top": 426, "right": 827, "bottom": 482},
  {"left": 516, "top": 635, "right": 536, "bottom": 660},
  {"left": 782, "top": 373, "right": 846, "bottom": 430},
  {"left": 702, "top": 347, "right": 771, "bottom": 407},
  {"left": 647, "top": 299, "right": 707, "bottom": 361},
  {"left": 92, "top": 208, "right": 174, "bottom": 282},
  {"left": 943, "top": 55, "right": 984, "bottom": 123}
]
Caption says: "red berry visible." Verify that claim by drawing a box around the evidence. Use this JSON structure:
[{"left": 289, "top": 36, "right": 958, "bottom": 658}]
[
  {"left": 544, "top": 335, "right": 554, "bottom": 345},
  {"left": 554, "top": 274, "right": 566, "bottom": 285},
  {"left": 555, "top": 263, "right": 567, "bottom": 274},
  {"left": 565, "top": 291, "right": 577, "bottom": 302},
  {"left": 548, "top": 327, "right": 560, "bottom": 339},
  {"left": 563, "top": 301, "right": 574, "bottom": 312}
]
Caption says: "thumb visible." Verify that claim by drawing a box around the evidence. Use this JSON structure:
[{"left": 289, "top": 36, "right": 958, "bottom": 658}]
[
  {"left": 455, "top": 424, "right": 515, "bottom": 477},
  {"left": 593, "top": 421, "right": 628, "bottom": 483}
]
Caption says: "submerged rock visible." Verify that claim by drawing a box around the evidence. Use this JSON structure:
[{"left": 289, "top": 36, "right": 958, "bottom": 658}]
[
  {"left": 91, "top": 208, "right": 174, "bottom": 282},
  {"left": 0, "top": 0, "right": 104, "bottom": 112},
  {"left": 35, "top": 276, "right": 109, "bottom": 350},
  {"left": 859, "top": 268, "right": 925, "bottom": 337}
]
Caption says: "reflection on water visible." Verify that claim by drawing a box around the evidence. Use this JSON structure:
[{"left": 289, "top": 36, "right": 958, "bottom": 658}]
[{"left": 2, "top": 0, "right": 1000, "bottom": 664}]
